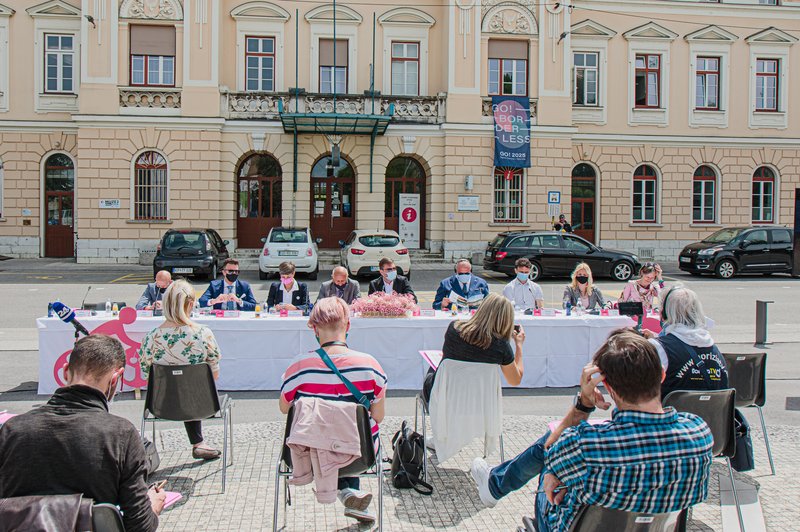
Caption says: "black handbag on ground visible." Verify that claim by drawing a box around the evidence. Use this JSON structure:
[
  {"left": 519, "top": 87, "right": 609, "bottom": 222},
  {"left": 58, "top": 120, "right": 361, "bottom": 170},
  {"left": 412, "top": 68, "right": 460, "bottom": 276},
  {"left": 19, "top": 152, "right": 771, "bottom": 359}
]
[
  {"left": 730, "top": 409, "right": 755, "bottom": 472},
  {"left": 143, "top": 438, "right": 161, "bottom": 481},
  {"left": 390, "top": 421, "right": 433, "bottom": 495}
]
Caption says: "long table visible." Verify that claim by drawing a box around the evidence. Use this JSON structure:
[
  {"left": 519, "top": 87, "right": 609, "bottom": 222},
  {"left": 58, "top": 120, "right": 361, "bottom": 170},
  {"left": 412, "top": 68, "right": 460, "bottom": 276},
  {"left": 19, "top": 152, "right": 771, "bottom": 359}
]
[{"left": 37, "top": 311, "right": 632, "bottom": 395}]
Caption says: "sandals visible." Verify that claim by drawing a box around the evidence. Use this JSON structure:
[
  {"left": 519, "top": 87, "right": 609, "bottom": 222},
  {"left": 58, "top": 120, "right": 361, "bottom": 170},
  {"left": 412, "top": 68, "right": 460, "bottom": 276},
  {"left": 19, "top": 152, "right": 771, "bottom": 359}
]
[{"left": 192, "top": 445, "right": 221, "bottom": 460}]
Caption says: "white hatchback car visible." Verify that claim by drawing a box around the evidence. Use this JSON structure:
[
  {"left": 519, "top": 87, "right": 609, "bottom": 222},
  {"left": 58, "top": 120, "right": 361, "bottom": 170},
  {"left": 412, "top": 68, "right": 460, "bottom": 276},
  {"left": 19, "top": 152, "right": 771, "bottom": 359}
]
[
  {"left": 339, "top": 230, "right": 412, "bottom": 278},
  {"left": 259, "top": 227, "right": 320, "bottom": 280}
]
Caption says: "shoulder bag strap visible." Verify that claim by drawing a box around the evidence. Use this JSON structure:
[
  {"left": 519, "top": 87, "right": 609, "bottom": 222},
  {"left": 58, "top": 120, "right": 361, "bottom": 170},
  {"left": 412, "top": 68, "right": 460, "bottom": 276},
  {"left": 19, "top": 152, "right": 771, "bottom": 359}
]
[
  {"left": 315, "top": 348, "right": 371, "bottom": 410},
  {"left": 681, "top": 341, "right": 714, "bottom": 388}
]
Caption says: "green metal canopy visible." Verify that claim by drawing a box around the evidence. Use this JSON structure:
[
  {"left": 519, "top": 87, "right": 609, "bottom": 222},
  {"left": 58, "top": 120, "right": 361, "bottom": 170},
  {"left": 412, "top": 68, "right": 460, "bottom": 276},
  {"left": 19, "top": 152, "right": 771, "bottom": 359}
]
[{"left": 278, "top": 109, "right": 393, "bottom": 136}]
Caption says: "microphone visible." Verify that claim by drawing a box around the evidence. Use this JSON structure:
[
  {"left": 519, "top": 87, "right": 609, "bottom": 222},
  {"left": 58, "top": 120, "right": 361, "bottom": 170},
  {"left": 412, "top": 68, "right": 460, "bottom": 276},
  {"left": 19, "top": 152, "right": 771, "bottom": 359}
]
[
  {"left": 80, "top": 285, "right": 92, "bottom": 310},
  {"left": 52, "top": 302, "right": 90, "bottom": 337}
]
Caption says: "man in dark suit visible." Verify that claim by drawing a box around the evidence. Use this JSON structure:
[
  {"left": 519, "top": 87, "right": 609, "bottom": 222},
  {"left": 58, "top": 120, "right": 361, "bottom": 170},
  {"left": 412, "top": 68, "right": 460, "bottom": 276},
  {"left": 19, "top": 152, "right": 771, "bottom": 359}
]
[
  {"left": 135, "top": 270, "right": 172, "bottom": 310},
  {"left": 368, "top": 258, "right": 417, "bottom": 303},
  {"left": 433, "top": 259, "right": 489, "bottom": 310},
  {"left": 199, "top": 258, "right": 257, "bottom": 311},
  {"left": 317, "top": 266, "right": 361, "bottom": 304},
  {"left": 267, "top": 261, "right": 311, "bottom": 311}
]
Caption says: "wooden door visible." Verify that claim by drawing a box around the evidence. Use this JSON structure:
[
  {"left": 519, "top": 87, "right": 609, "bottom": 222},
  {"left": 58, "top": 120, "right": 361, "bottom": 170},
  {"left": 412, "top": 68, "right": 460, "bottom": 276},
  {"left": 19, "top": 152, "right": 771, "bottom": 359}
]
[
  {"left": 44, "top": 153, "right": 75, "bottom": 258},
  {"left": 310, "top": 156, "right": 355, "bottom": 249},
  {"left": 384, "top": 157, "right": 425, "bottom": 248},
  {"left": 571, "top": 164, "right": 596, "bottom": 243},
  {"left": 236, "top": 154, "right": 282, "bottom": 248}
]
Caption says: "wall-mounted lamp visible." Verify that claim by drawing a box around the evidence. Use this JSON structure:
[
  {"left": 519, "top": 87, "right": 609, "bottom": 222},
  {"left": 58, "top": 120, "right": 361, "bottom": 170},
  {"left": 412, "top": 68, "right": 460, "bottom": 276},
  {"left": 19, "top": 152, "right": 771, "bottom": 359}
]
[
  {"left": 84, "top": 15, "right": 96, "bottom": 28},
  {"left": 464, "top": 175, "right": 474, "bottom": 191}
]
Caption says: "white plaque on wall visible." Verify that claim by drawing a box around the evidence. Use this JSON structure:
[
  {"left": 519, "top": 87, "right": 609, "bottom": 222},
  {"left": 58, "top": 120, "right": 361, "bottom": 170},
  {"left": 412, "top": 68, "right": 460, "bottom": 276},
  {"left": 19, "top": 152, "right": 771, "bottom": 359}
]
[{"left": 457, "top": 195, "right": 479, "bottom": 212}]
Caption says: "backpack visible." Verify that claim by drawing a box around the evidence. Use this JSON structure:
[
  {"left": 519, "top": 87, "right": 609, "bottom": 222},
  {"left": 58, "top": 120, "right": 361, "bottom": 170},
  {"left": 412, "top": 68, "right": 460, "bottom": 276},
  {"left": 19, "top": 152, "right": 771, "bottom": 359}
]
[{"left": 390, "top": 421, "right": 433, "bottom": 495}]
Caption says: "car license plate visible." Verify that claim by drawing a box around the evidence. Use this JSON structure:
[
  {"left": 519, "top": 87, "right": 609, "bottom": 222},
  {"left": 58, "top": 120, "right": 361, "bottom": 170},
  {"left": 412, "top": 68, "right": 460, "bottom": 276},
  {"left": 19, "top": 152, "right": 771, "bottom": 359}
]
[
  {"left": 173, "top": 267, "right": 193, "bottom": 273},
  {"left": 278, "top": 250, "right": 298, "bottom": 257},
  {"left": 485, "top": 251, "right": 492, "bottom": 257},
  {"left": 370, "top": 266, "right": 379, "bottom": 272},
  {"left": 680, "top": 257, "right": 691, "bottom": 263}
]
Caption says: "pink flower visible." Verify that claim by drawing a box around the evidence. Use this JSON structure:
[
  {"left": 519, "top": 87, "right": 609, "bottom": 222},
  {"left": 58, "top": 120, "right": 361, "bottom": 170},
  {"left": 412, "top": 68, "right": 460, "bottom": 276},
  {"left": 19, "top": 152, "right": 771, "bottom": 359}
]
[{"left": 351, "top": 292, "right": 417, "bottom": 317}]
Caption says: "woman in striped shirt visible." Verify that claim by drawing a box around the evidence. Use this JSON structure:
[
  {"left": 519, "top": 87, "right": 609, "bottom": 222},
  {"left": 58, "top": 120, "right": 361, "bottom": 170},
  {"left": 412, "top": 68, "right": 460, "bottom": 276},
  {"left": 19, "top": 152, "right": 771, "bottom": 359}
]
[{"left": 279, "top": 297, "right": 387, "bottom": 524}]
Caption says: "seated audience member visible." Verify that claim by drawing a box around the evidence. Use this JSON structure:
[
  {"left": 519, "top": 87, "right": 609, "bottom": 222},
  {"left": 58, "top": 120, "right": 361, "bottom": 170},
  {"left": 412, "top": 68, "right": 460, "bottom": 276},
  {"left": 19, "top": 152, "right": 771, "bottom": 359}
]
[
  {"left": 644, "top": 286, "right": 728, "bottom": 398},
  {"left": 317, "top": 266, "right": 361, "bottom": 305},
  {"left": 619, "top": 262, "right": 663, "bottom": 312},
  {"left": 279, "top": 297, "right": 387, "bottom": 524},
  {"left": 367, "top": 258, "right": 417, "bottom": 303},
  {"left": 0, "top": 335, "right": 164, "bottom": 532},
  {"left": 267, "top": 261, "right": 311, "bottom": 311},
  {"left": 562, "top": 263, "right": 606, "bottom": 310},
  {"left": 140, "top": 280, "right": 223, "bottom": 460},
  {"left": 502, "top": 258, "right": 544, "bottom": 310},
  {"left": 423, "top": 293, "right": 524, "bottom": 402},
  {"left": 553, "top": 214, "right": 573, "bottom": 233},
  {"left": 433, "top": 259, "right": 490, "bottom": 310},
  {"left": 136, "top": 270, "right": 173, "bottom": 310},
  {"left": 199, "top": 258, "right": 257, "bottom": 311},
  {"left": 471, "top": 329, "right": 713, "bottom": 532}
]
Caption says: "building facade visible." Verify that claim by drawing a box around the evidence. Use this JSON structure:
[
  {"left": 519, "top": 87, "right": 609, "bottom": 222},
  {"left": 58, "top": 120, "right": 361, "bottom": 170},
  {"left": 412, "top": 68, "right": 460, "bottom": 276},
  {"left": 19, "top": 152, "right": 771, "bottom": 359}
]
[{"left": 0, "top": 0, "right": 798, "bottom": 263}]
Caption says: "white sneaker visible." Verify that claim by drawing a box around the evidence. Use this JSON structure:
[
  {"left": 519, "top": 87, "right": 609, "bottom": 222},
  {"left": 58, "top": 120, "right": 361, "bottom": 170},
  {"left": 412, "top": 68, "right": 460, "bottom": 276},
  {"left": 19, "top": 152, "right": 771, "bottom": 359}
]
[
  {"left": 344, "top": 507, "right": 376, "bottom": 523},
  {"left": 425, "top": 435, "right": 436, "bottom": 452},
  {"left": 337, "top": 488, "right": 372, "bottom": 511},
  {"left": 471, "top": 457, "right": 499, "bottom": 508}
]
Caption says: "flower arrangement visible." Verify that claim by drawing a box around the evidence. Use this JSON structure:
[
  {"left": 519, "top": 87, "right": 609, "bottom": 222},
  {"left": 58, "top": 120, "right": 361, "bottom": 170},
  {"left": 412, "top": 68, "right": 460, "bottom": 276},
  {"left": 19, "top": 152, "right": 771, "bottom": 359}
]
[{"left": 351, "top": 292, "right": 418, "bottom": 318}]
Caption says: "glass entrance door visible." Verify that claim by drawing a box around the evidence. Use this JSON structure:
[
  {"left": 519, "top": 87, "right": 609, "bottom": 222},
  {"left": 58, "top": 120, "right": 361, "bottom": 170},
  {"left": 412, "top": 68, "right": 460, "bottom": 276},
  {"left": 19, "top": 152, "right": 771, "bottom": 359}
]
[
  {"left": 44, "top": 154, "right": 75, "bottom": 257},
  {"left": 571, "top": 164, "right": 597, "bottom": 243},
  {"left": 310, "top": 156, "right": 355, "bottom": 248}
]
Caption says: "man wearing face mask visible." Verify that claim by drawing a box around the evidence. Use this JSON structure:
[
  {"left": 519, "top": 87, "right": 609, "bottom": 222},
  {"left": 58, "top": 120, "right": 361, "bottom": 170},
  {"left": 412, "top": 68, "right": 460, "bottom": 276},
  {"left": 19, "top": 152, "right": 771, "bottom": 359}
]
[
  {"left": 367, "top": 258, "right": 417, "bottom": 303},
  {"left": 317, "top": 266, "right": 361, "bottom": 305},
  {"left": 199, "top": 258, "right": 257, "bottom": 311},
  {"left": 502, "top": 258, "right": 544, "bottom": 310},
  {"left": 135, "top": 270, "right": 173, "bottom": 310},
  {"left": 0, "top": 335, "right": 164, "bottom": 532},
  {"left": 433, "top": 259, "right": 490, "bottom": 310}
]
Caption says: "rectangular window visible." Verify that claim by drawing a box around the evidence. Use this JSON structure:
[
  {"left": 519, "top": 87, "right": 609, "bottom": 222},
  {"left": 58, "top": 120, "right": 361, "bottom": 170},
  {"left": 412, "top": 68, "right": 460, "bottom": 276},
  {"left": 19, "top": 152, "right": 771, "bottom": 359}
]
[
  {"left": 693, "top": 179, "right": 715, "bottom": 223},
  {"left": 319, "top": 38, "right": 348, "bottom": 94},
  {"left": 131, "top": 55, "right": 174, "bottom": 86},
  {"left": 493, "top": 169, "right": 524, "bottom": 223},
  {"left": 632, "top": 180, "right": 657, "bottom": 222},
  {"left": 758, "top": 0, "right": 778, "bottom": 4},
  {"left": 573, "top": 52, "right": 599, "bottom": 106},
  {"left": 44, "top": 34, "right": 74, "bottom": 93},
  {"left": 635, "top": 54, "right": 660, "bottom": 108},
  {"left": 695, "top": 56, "right": 720, "bottom": 110},
  {"left": 129, "top": 25, "right": 176, "bottom": 87},
  {"left": 755, "top": 58, "right": 779, "bottom": 111},
  {"left": 245, "top": 36, "right": 275, "bottom": 92},
  {"left": 391, "top": 42, "right": 419, "bottom": 96},
  {"left": 488, "top": 40, "right": 528, "bottom": 96},
  {"left": 752, "top": 180, "right": 774, "bottom": 223}
]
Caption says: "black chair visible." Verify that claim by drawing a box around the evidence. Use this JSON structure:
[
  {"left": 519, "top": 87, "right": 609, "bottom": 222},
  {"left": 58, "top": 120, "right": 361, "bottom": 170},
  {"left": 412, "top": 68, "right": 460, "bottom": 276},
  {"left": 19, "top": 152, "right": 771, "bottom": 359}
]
[
  {"left": 140, "top": 363, "right": 234, "bottom": 492},
  {"left": 517, "top": 507, "right": 686, "bottom": 532},
  {"left": 92, "top": 503, "right": 125, "bottom": 532},
  {"left": 663, "top": 389, "right": 744, "bottom": 532},
  {"left": 723, "top": 352, "right": 774, "bottom": 475},
  {"left": 273, "top": 402, "right": 383, "bottom": 531}
]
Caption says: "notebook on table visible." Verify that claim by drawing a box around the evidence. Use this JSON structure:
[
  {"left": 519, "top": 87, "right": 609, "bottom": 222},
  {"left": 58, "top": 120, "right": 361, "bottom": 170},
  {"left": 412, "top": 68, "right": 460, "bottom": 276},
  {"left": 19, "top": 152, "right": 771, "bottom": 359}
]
[{"left": 418, "top": 350, "right": 443, "bottom": 371}]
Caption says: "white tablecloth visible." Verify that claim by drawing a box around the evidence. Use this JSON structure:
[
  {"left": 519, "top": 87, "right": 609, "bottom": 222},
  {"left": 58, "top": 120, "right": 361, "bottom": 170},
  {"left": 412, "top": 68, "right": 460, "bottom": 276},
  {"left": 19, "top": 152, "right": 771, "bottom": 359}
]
[{"left": 37, "top": 312, "right": 632, "bottom": 394}]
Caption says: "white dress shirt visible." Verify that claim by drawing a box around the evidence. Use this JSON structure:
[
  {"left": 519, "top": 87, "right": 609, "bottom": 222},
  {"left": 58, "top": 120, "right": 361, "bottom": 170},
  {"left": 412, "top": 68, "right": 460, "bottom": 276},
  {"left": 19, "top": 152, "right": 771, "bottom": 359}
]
[
  {"left": 502, "top": 279, "right": 544, "bottom": 309},
  {"left": 281, "top": 281, "right": 298, "bottom": 304}
]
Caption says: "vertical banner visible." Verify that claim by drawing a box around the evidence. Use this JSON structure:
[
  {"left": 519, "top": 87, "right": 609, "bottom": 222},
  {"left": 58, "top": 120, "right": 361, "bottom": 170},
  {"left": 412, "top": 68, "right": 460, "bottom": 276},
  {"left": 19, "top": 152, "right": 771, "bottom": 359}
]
[
  {"left": 398, "top": 193, "right": 420, "bottom": 249},
  {"left": 492, "top": 95, "right": 532, "bottom": 168},
  {"left": 793, "top": 188, "right": 800, "bottom": 277}
]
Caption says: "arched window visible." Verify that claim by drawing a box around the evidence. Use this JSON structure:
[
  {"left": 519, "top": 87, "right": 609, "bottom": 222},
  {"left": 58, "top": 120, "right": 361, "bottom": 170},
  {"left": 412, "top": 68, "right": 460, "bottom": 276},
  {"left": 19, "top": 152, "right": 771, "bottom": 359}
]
[
  {"left": 692, "top": 165, "right": 717, "bottom": 223},
  {"left": 752, "top": 166, "right": 775, "bottom": 223},
  {"left": 133, "top": 151, "right": 168, "bottom": 220},
  {"left": 493, "top": 167, "right": 524, "bottom": 223},
  {"left": 632, "top": 164, "right": 658, "bottom": 223}
]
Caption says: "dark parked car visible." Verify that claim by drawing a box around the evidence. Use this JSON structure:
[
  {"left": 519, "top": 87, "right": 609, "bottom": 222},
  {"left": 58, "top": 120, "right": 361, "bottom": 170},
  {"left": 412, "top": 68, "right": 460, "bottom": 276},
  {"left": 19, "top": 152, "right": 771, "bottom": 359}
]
[
  {"left": 483, "top": 231, "right": 641, "bottom": 281},
  {"left": 679, "top": 226, "right": 795, "bottom": 279},
  {"left": 153, "top": 229, "right": 230, "bottom": 280}
]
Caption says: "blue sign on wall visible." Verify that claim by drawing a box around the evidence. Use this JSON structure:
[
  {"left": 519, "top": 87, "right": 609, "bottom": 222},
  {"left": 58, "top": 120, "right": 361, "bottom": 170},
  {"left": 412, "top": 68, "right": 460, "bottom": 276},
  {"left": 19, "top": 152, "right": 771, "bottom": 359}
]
[{"left": 492, "top": 95, "right": 531, "bottom": 168}]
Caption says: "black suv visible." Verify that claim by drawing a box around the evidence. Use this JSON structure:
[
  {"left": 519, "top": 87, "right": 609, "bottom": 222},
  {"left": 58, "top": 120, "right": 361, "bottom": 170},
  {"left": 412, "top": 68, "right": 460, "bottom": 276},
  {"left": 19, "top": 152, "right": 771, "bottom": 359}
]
[
  {"left": 153, "top": 229, "right": 230, "bottom": 280},
  {"left": 483, "top": 231, "right": 641, "bottom": 281},
  {"left": 679, "top": 226, "right": 795, "bottom": 279}
]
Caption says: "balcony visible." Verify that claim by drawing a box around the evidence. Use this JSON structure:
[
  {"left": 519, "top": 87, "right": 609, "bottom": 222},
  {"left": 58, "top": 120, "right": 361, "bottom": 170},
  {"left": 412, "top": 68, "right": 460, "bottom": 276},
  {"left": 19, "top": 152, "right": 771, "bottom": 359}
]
[
  {"left": 119, "top": 87, "right": 181, "bottom": 115},
  {"left": 481, "top": 97, "right": 538, "bottom": 125}
]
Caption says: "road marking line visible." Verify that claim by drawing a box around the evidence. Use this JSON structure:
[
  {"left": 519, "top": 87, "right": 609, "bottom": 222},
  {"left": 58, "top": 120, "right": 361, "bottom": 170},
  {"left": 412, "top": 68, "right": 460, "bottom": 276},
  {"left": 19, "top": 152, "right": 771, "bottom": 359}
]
[{"left": 109, "top": 274, "right": 136, "bottom": 284}]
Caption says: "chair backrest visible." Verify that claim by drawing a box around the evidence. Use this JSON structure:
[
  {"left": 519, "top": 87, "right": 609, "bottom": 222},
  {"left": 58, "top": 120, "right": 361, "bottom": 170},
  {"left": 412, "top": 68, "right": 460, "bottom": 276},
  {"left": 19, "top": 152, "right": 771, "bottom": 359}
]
[
  {"left": 144, "top": 363, "right": 221, "bottom": 421},
  {"left": 92, "top": 503, "right": 125, "bottom": 532},
  {"left": 569, "top": 505, "right": 682, "bottom": 532},
  {"left": 663, "top": 389, "right": 736, "bottom": 458},
  {"left": 281, "top": 402, "right": 376, "bottom": 477},
  {"left": 722, "top": 352, "right": 767, "bottom": 408},
  {"left": 0, "top": 494, "right": 92, "bottom": 532}
]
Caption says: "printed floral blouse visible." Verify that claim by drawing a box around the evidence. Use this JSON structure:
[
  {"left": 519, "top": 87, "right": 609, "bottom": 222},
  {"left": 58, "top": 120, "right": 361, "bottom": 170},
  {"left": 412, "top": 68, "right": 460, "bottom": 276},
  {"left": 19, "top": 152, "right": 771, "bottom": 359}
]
[{"left": 139, "top": 325, "right": 221, "bottom": 380}]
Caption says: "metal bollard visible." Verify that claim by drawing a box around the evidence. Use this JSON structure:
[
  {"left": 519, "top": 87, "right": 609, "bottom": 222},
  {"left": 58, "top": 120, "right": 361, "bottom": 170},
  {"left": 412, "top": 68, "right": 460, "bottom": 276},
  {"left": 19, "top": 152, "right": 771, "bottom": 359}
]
[{"left": 755, "top": 299, "right": 774, "bottom": 347}]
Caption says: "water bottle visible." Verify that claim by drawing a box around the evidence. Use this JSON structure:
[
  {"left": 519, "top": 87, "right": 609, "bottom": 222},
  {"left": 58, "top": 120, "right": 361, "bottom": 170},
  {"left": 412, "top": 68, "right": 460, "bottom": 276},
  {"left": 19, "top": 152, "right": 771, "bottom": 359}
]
[
  {"left": 47, "top": 302, "right": 54, "bottom": 317},
  {"left": 575, "top": 300, "right": 584, "bottom": 316},
  {"left": 565, "top": 302, "right": 572, "bottom": 316},
  {"left": 105, "top": 299, "right": 112, "bottom": 314}
]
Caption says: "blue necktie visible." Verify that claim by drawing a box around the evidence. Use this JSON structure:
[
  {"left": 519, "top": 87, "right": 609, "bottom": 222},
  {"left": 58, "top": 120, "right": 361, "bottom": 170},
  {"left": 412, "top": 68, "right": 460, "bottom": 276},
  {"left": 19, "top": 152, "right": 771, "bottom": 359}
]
[{"left": 227, "top": 285, "right": 234, "bottom": 310}]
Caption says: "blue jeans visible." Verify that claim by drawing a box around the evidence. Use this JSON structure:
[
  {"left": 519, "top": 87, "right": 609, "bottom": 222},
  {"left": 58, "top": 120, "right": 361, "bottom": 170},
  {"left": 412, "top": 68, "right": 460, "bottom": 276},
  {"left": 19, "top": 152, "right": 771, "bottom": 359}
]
[{"left": 338, "top": 477, "right": 359, "bottom": 490}]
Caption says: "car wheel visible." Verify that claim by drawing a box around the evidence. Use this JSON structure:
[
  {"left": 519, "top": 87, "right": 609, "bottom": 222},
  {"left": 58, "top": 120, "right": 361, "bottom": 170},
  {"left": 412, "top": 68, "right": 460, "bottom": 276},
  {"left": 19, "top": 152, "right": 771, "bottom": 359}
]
[
  {"left": 611, "top": 261, "right": 634, "bottom": 281},
  {"left": 528, "top": 261, "right": 542, "bottom": 282},
  {"left": 259, "top": 270, "right": 268, "bottom": 280},
  {"left": 715, "top": 259, "right": 736, "bottom": 279},
  {"left": 308, "top": 265, "right": 318, "bottom": 281},
  {"left": 206, "top": 263, "right": 217, "bottom": 282}
]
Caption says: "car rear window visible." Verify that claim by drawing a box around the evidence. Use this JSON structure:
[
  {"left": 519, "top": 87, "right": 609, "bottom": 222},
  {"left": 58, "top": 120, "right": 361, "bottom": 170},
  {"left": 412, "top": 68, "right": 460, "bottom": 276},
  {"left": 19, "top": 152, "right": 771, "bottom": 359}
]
[
  {"left": 163, "top": 232, "right": 205, "bottom": 249},
  {"left": 489, "top": 235, "right": 506, "bottom": 248},
  {"left": 270, "top": 230, "right": 308, "bottom": 243},
  {"left": 772, "top": 229, "right": 792, "bottom": 244},
  {"left": 359, "top": 235, "right": 400, "bottom": 247}
]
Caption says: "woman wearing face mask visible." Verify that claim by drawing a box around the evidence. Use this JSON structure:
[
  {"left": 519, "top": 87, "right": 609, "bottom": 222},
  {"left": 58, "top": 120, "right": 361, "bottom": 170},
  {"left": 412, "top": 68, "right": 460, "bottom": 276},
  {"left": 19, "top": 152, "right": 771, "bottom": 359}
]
[
  {"left": 267, "top": 261, "right": 311, "bottom": 312},
  {"left": 619, "top": 262, "right": 664, "bottom": 312},
  {"left": 139, "top": 280, "right": 223, "bottom": 460},
  {"left": 562, "top": 263, "right": 606, "bottom": 310}
]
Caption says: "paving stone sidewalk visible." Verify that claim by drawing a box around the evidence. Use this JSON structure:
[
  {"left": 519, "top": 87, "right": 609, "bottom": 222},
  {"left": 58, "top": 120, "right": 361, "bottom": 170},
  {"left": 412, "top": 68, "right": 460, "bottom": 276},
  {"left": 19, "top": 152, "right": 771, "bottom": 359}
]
[{"left": 148, "top": 414, "right": 794, "bottom": 531}]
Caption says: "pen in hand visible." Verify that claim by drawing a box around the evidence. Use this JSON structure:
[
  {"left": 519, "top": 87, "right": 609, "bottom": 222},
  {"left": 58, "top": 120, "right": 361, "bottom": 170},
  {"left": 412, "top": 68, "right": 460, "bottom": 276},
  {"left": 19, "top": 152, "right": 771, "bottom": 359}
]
[{"left": 151, "top": 480, "right": 167, "bottom": 492}]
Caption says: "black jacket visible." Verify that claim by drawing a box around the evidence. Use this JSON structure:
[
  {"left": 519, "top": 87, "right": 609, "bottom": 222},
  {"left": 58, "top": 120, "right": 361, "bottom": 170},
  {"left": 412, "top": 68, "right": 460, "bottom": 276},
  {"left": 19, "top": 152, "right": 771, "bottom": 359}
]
[
  {"left": 267, "top": 281, "right": 311, "bottom": 310},
  {"left": 0, "top": 385, "right": 158, "bottom": 532},
  {"left": 367, "top": 276, "right": 418, "bottom": 303}
]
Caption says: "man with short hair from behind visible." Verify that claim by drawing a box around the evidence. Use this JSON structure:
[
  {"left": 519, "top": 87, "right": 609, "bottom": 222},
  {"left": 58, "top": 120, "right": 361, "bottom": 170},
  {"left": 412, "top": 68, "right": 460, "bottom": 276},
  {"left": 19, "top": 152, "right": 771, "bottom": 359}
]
[
  {"left": 136, "top": 269, "right": 173, "bottom": 310},
  {"left": 471, "top": 329, "right": 713, "bottom": 531},
  {"left": 0, "top": 335, "right": 164, "bottom": 532}
]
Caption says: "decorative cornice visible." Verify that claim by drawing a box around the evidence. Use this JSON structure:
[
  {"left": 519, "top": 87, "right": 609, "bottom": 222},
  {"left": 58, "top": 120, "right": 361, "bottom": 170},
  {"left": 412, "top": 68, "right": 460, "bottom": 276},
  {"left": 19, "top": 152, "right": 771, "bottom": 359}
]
[
  {"left": 26, "top": 0, "right": 80, "bottom": 19},
  {"left": 120, "top": 0, "right": 184, "bottom": 21}
]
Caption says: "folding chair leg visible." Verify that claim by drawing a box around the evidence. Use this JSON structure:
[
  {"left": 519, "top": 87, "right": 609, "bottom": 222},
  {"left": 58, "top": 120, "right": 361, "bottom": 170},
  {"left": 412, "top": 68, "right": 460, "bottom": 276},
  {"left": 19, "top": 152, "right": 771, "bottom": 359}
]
[
  {"left": 726, "top": 457, "right": 746, "bottom": 532},
  {"left": 499, "top": 433, "right": 505, "bottom": 462},
  {"left": 756, "top": 406, "right": 775, "bottom": 475},
  {"left": 222, "top": 410, "right": 229, "bottom": 493},
  {"left": 272, "top": 460, "right": 282, "bottom": 532},
  {"left": 414, "top": 395, "right": 419, "bottom": 432},
  {"left": 377, "top": 445, "right": 384, "bottom": 532},
  {"left": 421, "top": 405, "right": 428, "bottom": 481}
]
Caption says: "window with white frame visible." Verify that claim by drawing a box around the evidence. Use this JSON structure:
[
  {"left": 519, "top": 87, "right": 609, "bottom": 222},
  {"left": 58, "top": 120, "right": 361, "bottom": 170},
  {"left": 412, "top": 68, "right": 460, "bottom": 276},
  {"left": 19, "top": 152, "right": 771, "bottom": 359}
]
[
  {"left": 632, "top": 164, "right": 658, "bottom": 222},
  {"left": 391, "top": 42, "right": 419, "bottom": 96},
  {"left": 695, "top": 56, "right": 720, "bottom": 110},
  {"left": 129, "top": 25, "right": 176, "bottom": 87},
  {"left": 573, "top": 52, "right": 598, "bottom": 106},
  {"left": 692, "top": 166, "right": 717, "bottom": 223},
  {"left": 755, "top": 58, "right": 779, "bottom": 111},
  {"left": 245, "top": 37, "right": 275, "bottom": 91},
  {"left": 635, "top": 54, "right": 660, "bottom": 108},
  {"left": 752, "top": 166, "right": 775, "bottom": 223},
  {"left": 319, "top": 38, "right": 348, "bottom": 94},
  {"left": 493, "top": 168, "right": 524, "bottom": 223},
  {"left": 44, "top": 34, "right": 74, "bottom": 93},
  {"left": 488, "top": 40, "right": 528, "bottom": 96},
  {"left": 133, "top": 151, "right": 168, "bottom": 221},
  {"left": 0, "top": 161, "right": 4, "bottom": 219},
  {"left": 758, "top": 0, "right": 778, "bottom": 5}
]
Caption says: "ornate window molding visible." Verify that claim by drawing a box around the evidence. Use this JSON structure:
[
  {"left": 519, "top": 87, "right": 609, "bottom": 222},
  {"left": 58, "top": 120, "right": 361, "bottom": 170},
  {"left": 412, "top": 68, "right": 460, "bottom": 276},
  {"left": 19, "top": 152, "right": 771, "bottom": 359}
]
[
  {"left": 379, "top": 8, "right": 435, "bottom": 96},
  {"left": 624, "top": 23, "right": 676, "bottom": 127},
  {"left": 685, "top": 27, "right": 736, "bottom": 129},
  {"left": 746, "top": 27, "right": 796, "bottom": 130},
  {"left": 481, "top": 4, "right": 537, "bottom": 35},
  {"left": 28, "top": 0, "right": 80, "bottom": 113},
  {"left": 232, "top": 3, "right": 290, "bottom": 92},
  {"left": 120, "top": 0, "right": 183, "bottom": 21},
  {"left": 0, "top": 4, "right": 13, "bottom": 113},
  {"left": 570, "top": 20, "right": 615, "bottom": 125}
]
